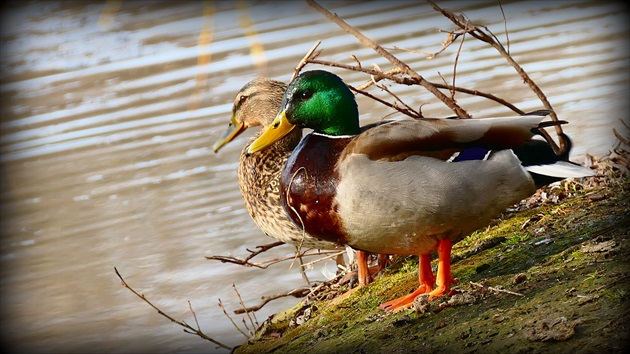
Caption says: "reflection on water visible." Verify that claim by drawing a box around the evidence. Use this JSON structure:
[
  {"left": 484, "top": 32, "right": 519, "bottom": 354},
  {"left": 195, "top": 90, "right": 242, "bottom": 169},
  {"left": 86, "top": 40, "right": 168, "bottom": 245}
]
[{"left": 1, "top": 1, "right": 628, "bottom": 353}]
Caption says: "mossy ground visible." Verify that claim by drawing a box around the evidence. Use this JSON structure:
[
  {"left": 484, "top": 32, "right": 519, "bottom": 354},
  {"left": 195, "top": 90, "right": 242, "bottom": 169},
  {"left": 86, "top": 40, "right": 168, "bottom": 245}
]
[{"left": 233, "top": 175, "right": 630, "bottom": 354}]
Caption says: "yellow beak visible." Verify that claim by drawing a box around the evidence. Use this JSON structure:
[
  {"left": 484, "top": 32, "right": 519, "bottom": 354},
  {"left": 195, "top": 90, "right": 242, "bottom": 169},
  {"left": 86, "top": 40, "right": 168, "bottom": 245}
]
[
  {"left": 212, "top": 116, "right": 247, "bottom": 153},
  {"left": 246, "top": 110, "right": 296, "bottom": 155}
]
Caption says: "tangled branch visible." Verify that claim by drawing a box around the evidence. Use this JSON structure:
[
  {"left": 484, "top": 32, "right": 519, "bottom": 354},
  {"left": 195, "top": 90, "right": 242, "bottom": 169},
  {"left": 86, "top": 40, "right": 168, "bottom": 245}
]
[{"left": 114, "top": 267, "right": 232, "bottom": 351}]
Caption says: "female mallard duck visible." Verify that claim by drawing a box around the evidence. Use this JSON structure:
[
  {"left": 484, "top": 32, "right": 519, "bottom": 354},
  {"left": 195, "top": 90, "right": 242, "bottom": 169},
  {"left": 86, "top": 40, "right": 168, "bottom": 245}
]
[
  {"left": 212, "top": 77, "right": 388, "bottom": 286},
  {"left": 246, "top": 70, "right": 595, "bottom": 311}
]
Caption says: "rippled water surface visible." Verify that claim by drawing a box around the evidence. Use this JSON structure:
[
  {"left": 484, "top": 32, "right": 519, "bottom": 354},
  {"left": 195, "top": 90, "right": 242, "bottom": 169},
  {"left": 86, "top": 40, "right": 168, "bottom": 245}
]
[{"left": 1, "top": 1, "right": 628, "bottom": 353}]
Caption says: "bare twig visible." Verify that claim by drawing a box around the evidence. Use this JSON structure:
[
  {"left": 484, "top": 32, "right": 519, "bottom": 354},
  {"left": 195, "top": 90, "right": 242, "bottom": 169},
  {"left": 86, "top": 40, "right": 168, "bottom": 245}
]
[
  {"left": 299, "top": 250, "right": 347, "bottom": 269},
  {"left": 308, "top": 57, "right": 525, "bottom": 115},
  {"left": 349, "top": 53, "right": 362, "bottom": 67},
  {"left": 469, "top": 281, "right": 524, "bottom": 297},
  {"left": 114, "top": 267, "right": 232, "bottom": 350},
  {"left": 498, "top": 0, "right": 510, "bottom": 55},
  {"left": 234, "top": 287, "right": 312, "bottom": 314},
  {"left": 218, "top": 299, "right": 249, "bottom": 338},
  {"left": 206, "top": 248, "right": 342, "bottom": 271},
  {"left": 188, "top": 300, "right": 201, "bottom": 331},
  {"left": 205, "top": 241, "right": 285, "bottom": 268},
  {"left": 293, "top": 252, "right": 311, "bottom": 285},
  {"left": 231, "top": 283, "right": 258, "bottom": 333},
  {"left": 613, "top": 128, "right": 630, "bottom": 146},
  {"left": 450, "top": 30, "right": 466, "bottom": 100},
  {"left": 369, "top": 73, "right": 422, "bottom": 117},
  {"left": 292, "top": 41, "right": 322, "bottom": 80},
  {"left": 385, "top": 26, "right": 464, "bottom": 60},
  {"left": 306, "top": 0, "right": 471, "bottom": 118},
  {"left": 349, "top": 84, "right": 423, "bottom": 119},
  {"left": 427, "top": 0, "right": 566, "bottom": 153}
]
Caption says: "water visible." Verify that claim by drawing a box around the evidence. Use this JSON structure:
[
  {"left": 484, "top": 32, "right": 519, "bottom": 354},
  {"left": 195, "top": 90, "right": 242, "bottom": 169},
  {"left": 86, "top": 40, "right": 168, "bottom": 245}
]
[{"left": 1, "top": 1, "right": 628, "bottom": 353}]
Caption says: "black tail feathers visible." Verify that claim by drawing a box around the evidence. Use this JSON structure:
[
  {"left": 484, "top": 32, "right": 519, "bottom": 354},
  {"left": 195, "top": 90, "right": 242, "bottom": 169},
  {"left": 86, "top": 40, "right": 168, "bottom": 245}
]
[{"left": 513, "top": 133, "right": 588, "bottom": 187}]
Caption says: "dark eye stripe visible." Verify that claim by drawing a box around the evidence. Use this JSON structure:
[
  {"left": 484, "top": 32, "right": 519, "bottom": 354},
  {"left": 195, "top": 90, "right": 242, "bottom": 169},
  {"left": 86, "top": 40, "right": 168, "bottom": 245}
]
[{"left": 234, "top": 94, "right": 250, "bottom": 112}]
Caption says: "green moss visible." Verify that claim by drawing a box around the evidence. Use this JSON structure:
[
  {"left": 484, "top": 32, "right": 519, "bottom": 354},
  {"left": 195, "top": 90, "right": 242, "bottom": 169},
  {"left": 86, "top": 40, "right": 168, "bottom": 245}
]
[{"left": 235, "top": 182, "right": 630, "bottom": 354}]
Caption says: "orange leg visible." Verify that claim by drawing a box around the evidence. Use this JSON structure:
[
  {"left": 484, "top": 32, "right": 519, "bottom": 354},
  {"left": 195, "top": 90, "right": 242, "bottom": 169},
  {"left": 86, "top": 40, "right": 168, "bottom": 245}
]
[
  {"left": 342, "top": 252, "right": 391, "bottom": 287},
  {"left": 427, "top": 238, "right": 457, "bottom": 300},
  {"left": 362, "top": 253, "right": 391, "bottom": 283},
  {"left": 378, "top": 253, "right": 435, "bottom": 312},
  {"left": 356, "top": 250, "right": 371, "bottom": 287},
  {"left": 371, "top": 254, "right": 391, "bottom": 275}
]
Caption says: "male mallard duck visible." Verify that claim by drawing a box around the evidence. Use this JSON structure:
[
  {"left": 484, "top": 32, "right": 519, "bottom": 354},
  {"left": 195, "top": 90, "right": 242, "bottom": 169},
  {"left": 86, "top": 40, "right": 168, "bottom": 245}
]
[
  {"left": 213, "top": 78, "right": 388, "bottom": 286},
  {"left": 246, "top": 70, "right": 595, "bottom": 311}
]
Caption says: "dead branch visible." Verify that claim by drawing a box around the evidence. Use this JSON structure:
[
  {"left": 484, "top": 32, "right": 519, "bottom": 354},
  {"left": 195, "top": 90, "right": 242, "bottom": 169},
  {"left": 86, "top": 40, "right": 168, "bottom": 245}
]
[
  {"left": 469, "top": 281, "right": 524, "bottom": 297},
  {"left": 299, "top": 249, "right": 346, "bottom": 269},
  {"left": 292, "top": 41, "right": 322, "bottom": 81},
  {"left": 308, "top": 57, "right": 525, "bottom": 115},
  {"left": 369, "top": 71, "right": 423, "bottom": 117},
  {"left": 613, "top": 128, "right": 630, "bottom": 147},
  {"left": 450, "top": 29, "right": 467, "bottom": 100},
  {"left": 114, "top": 267, "right": 232, "bottom": 350},
  {"left": 218, "top": 299, "right": 250, "bottom": 338},
  {"left": 187, "top": 300, "right": 201, "bottom": 333},
  {"left": 350, "top": 84, "right": 423, "bottom": 119},
  {"left": 498, "top": 1, "right": 510, "bottom": 55},
  {"left": 206, "top": 245, "right": 342, "bottom": 270},
  {"left": 205, "top": 241, "right": 285, "bottom": 268},
  {"left": 306, "top": 0, "right": 471, "bottom": 118},
  {"left": 234, "top": 287, "right": 311, "bottom": 314},
  {"left": 427, "top": 0, "right": 567, "bottom": 154},
  {"left": 232, "top": 283, "right": 258, "bottom": 332}
]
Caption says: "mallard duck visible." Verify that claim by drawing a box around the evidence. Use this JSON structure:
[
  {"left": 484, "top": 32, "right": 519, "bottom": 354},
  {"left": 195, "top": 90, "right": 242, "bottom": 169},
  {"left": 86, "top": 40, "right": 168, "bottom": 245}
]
[
  {"left": 213, "top": 77, "right": 388, "bottom": 286},
  {"left": 246, "top": 70, "right": 595, "bottom": 311}
]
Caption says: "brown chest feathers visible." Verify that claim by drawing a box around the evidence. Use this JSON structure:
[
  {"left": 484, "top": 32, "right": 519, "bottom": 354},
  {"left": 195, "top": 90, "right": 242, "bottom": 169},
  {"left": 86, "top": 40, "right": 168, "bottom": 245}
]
[{"left": 280, "top": 133, "right": 352, "bottom": 244}]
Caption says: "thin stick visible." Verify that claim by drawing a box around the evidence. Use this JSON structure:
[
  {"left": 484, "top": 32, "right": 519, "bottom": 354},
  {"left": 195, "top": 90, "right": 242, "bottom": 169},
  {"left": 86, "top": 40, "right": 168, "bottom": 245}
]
[
  {"left": 349, "top": 85, "right": 422, "bottom": 119},
  {"left": 308, "top": 58, "right": 525, "bottom": 115},
  {"left": 450, "top": 31, "right": 466, "bottom": 100},
  {"left": 306, "top": 0, "right": 471, "bottom": 118},
  {"left": 218, "top": 299, "right": 249, "bottom": 338},
  {"left": 232, "top": 283, "right": 257, "bottom": 331},
  {"left": 241, "top": 318, "right": 251, "bottom": 335},
  {"left": 295, "top": 252, "right": 311, "bottom": 285},
  {"left": 292, "top": 41, "right": 321, "bottom": 81},
  {"left": 187, "top": 300, "right": 201, "bottom": 331},
  {"left": 427, "top": 0, "right": 566, "bottom": 153},
  {"left": 207, "top": 248, "right": 342, "bottom": 270},
  {"left": 300, "top": 250, "right": 346, "bottom": 269},
  {"left": 205, "top": 241, "right": 284, "bottom": 268},
  {"left": 114, "top": 267, "right": 232, "bottom": 350},
  {"left": 613, "top": 128, "right": 630, "bottom": 146},
  {"left": 498, "top": 0, "right": 510, "bottom": 55},
  {"left": 469, "top": 281, "right": 524, "bottom": 297},
  {"left": 234, "top": 287, "right": 311, "bottom": 314},
  {"left": 368, "top": 76, "right": 421, "bottom": 117}
]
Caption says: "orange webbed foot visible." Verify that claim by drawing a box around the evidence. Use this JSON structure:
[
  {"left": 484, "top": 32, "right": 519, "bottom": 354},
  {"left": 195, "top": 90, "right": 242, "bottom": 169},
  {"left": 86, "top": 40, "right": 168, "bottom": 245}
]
[
  {"left": 379, "top": 253, "right": 435, "bottom": 312},
  {"left": 379, "top": 239, "right": 457, "bottom": 311},
  {"left": 378, "top": 283, "right": 432, "bottom": 312},
  {"left": 427, "top": 239, "right": 456, "bottom": 300}
]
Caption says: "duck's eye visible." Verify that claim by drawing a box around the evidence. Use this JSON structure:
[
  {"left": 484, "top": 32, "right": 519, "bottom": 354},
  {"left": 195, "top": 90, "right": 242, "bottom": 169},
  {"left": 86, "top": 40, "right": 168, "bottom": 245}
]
[
  {"left": 239, "top": 95, "right": 248, "bottom": 103},
  {"left": 300, "top": 90, "right": 313, "bottom": 100}
]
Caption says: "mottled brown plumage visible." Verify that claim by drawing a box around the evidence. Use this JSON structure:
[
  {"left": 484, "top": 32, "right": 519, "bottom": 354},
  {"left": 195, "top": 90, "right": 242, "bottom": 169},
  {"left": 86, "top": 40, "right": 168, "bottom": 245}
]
[
  {"left": 213, "top": 78, "right": 389, "bottom": 286},
  {"left": 214, "top": 78, "right": 338, "bottom": 249}
]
